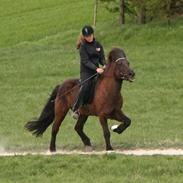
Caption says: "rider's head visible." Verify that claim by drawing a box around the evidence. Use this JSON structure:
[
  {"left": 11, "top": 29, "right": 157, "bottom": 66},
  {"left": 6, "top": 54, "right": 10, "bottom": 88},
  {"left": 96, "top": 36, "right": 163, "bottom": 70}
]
[{"left": 82, "top": 25, "right": 94, "bottom": 43}]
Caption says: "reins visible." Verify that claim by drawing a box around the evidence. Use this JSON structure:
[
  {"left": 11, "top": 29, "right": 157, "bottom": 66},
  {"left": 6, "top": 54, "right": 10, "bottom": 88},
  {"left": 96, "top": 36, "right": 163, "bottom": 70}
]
[{"left": 52, "top": 73, "right": 98, "bottom": 100}]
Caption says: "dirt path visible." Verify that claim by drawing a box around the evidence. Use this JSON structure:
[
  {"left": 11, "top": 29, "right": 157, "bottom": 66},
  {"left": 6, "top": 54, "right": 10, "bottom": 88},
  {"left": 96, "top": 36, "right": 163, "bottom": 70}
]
[{"left": 1, "top": 148, "right": 183, "bottom": 156}]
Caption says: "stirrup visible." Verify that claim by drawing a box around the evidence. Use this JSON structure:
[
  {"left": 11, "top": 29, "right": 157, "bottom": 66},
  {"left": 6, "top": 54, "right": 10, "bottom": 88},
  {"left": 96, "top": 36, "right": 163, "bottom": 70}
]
[{"left": 72, "top": 111, "right": 79, "bottom": 120}]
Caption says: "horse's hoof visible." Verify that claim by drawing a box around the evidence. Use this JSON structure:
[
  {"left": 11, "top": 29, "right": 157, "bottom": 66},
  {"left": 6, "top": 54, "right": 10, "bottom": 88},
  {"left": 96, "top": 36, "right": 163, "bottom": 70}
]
[
  {"left": 50, "top": 147, "right": 56, "bottom": 152},
  {"left": 106, "top": 147, "right": 114, "bottom": 151},
  {"left": 84, "top": 145, "right": 93, "bottom": 152}
]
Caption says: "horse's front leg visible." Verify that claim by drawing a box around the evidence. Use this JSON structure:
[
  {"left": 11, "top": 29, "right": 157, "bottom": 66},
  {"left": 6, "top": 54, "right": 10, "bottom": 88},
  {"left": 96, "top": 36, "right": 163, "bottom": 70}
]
[
  {"left": 111, "top": 111, "right": 131, "bottom": 134},
  {"left": 99, "top": 116, "right": 113, "bottom": 151}
]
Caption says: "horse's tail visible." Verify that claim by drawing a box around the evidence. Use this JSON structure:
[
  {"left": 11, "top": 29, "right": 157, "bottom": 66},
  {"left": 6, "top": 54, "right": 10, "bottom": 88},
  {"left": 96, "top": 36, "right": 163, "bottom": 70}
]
[{"left": 25, "top": 85, "right": 59, "bottom": 137}]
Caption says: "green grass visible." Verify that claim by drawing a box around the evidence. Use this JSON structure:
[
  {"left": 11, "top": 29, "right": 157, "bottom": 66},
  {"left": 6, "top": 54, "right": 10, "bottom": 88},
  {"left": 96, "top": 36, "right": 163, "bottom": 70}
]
[
  {"left": 0, "top": 1, "right": 183, "bottom": 182},
  {"left": 0, "top": 155, "right": 183, "bottom": 183},
  {"left": 0, "top": 0, "right": 183, "bottom": 152}
]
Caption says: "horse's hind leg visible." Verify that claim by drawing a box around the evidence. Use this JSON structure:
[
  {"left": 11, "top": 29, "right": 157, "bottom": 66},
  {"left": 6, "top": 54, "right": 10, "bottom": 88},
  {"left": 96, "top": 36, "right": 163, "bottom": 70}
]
[
  {"left": 74, "top": 115, "right": 92, "bottom": 148},
  {"left": 50, "top": 98, "right": 68, "bottom": 152},
  {"left": 99, "top": 116, "right": 113, "bottom": 151},
  {"left": 112, "top": 111, "right": 131, "bottom": 134}
]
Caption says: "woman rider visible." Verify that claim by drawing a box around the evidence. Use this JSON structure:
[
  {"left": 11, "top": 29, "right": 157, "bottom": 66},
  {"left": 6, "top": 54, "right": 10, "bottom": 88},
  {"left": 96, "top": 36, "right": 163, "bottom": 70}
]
[{"left": 72, "top": 25, "right": 106, "bottom": 119}]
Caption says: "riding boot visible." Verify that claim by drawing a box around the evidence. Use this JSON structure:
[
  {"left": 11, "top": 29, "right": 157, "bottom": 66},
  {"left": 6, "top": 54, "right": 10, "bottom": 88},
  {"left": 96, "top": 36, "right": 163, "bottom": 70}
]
[
  {"left": 72, "top": 76, "right": 94, "bottom": 119},
  {"left": 72, "top": 86, "right": 85, "bottom": 119}
]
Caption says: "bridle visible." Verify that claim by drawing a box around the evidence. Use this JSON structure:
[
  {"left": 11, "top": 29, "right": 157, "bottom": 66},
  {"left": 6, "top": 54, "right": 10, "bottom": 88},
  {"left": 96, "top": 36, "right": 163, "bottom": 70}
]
[
  {"left": 115, "top": 57, "right": 126, "bottom": 63},
  {"left": 114, "top": 57, "right": 128, "bottom": 80}
]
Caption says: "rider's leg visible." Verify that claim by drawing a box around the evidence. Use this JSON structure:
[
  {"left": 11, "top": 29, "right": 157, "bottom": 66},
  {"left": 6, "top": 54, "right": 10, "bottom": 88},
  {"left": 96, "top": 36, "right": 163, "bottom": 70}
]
[{"left": 72, "top": 73, "right": 94, "bottom": 119}]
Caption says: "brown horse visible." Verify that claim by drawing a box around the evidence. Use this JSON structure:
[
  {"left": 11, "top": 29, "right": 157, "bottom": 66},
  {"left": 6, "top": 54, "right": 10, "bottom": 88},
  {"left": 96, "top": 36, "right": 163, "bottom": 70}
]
[{"left": 25, "top": 47, "right": 135, "bottom": 151}]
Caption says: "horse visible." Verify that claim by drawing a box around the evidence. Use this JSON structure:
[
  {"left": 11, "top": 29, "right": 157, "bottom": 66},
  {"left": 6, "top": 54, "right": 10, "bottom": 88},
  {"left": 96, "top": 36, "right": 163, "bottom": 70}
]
[{"left": 25, "top": 47, "right": 135, "bottom": 151}]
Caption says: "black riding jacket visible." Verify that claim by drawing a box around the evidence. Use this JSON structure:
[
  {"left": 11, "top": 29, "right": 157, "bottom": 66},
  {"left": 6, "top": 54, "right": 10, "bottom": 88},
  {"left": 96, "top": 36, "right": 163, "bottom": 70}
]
[{"left": 79, "top": 39, "right": 105, "bottom": 80}]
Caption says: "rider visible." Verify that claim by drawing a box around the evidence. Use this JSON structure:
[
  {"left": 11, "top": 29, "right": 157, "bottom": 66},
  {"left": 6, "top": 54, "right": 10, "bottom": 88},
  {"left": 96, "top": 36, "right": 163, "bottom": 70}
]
[{"left": 72, "top": 25, "right": 106, "bottom": 119}]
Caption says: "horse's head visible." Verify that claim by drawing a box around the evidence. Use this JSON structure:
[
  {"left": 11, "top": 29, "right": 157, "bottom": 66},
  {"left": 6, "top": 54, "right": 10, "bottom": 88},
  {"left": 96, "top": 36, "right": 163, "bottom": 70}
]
[{"left": 108, "top": 47, "right": 135, "bottom": 82}]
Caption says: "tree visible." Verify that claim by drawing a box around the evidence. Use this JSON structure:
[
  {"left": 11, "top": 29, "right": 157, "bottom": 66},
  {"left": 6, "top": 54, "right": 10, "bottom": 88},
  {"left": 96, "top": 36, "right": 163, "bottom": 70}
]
[
  {"left": 100, "top": 0, "right": 126, "bottom": 25},
  {"left": 129, "top": 0, "right": 146, "bottom": 24},
  {"left": 100, "top": 0, "right": 183, "bottom": 25},
  {"left": 119, "top": 0, "right": 125, "bottom": 24},
  {"left": 100, "top": 0, "right": 147, "bottom": 24},
  {"left": 165, "top": 0, "right": 183, "bottom": 24}
]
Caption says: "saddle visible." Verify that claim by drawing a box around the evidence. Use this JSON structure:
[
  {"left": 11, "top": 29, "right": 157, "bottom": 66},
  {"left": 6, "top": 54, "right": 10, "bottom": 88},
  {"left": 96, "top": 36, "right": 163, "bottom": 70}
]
[{"left": 80, "top": 75, "right": 98, "bottom": 105}]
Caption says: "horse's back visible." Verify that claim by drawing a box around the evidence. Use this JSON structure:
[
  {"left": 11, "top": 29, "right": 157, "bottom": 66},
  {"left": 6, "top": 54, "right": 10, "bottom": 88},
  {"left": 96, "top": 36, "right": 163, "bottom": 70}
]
[
  {"left": 61, "top": 78, "right": 80, "bottom": 89},
  {"left": 56, "top": 78, "right": 80, "bottom": 107}
]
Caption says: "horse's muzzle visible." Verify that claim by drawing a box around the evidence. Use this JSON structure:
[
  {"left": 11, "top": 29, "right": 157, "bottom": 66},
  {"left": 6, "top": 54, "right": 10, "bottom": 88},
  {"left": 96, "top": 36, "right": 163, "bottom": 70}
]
[
  {"left": 128, "top": 70, "right": 135, "bottom": 82},
  {"left": 120, "top": 70, "right": 135, "bottom": 82}
]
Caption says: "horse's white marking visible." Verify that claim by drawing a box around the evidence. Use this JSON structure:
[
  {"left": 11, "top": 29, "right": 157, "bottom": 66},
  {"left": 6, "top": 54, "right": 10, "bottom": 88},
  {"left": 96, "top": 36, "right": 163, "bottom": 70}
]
[{"left": 111, "top": 125, "right": 119, "bottom": 131}]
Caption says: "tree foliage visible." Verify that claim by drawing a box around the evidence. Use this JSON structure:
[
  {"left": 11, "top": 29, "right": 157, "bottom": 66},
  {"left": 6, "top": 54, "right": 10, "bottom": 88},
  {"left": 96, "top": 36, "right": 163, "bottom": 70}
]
[{"left": 100, "top": 0, "right": 183, "bottom": 24}]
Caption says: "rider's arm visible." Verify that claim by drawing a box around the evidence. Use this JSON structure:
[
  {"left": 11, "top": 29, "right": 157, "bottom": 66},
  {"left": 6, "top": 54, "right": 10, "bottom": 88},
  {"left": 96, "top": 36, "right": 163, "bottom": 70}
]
[{"left": 99, "top": 44, "right": 106, "bottom": 66}]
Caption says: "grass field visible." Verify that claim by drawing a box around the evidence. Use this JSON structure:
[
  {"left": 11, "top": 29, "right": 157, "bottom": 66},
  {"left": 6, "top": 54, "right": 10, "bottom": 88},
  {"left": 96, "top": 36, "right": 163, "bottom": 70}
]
[
  {"left": 0, "top": 154, "right": 183, "bottom": 183},
  {"left": 0, "top": 0, "right": 183, "bottom": 182},
  {"left": 0, "top": 0, "right": 183, "bottom": 152}
]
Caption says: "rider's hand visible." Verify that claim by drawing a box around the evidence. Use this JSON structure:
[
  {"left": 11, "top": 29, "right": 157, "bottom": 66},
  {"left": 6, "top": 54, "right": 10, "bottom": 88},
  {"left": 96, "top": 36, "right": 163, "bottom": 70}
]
[{"left": 96, "top": 68, "right": 104, "bottom": 74}]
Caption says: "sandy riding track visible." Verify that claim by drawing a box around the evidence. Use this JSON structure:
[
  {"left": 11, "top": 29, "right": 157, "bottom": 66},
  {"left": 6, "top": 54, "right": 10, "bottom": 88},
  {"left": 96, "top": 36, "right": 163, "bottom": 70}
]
[{"left": 1, "top": 149, "right": 183, "bottom": 157}]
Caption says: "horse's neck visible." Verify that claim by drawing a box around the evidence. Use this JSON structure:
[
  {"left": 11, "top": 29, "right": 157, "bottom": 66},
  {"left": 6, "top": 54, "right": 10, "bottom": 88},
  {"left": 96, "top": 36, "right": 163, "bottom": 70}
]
[
  {"left": 101, "top": 77, "right": 122, "bottom": 92},
  {"left": 97, "top": 65, "right": 123, "bottom": 95}
]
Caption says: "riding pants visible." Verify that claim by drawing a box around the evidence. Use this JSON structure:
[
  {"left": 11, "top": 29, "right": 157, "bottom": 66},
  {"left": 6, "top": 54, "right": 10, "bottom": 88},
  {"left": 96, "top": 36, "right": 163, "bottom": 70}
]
[{"left": 72, "top": 72, "right": 97, "bottom": 112}]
